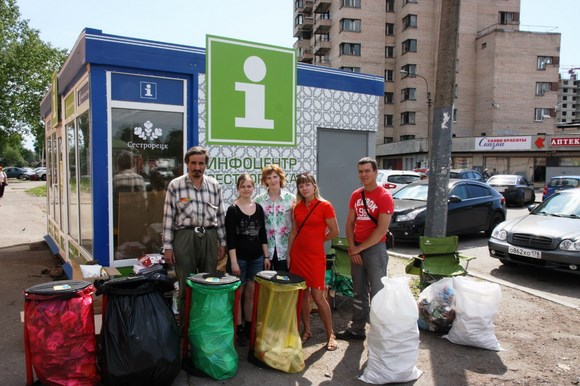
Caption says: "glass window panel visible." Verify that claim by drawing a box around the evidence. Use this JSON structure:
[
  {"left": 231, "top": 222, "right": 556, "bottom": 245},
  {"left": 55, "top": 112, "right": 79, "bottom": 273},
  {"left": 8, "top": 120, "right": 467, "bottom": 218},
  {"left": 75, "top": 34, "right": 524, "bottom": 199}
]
[
  {"left": 77, "top": 112, "right": 93, "bottom": 254},
  {"left": 111, "top": 108, "right": 184, "bottom": 260},
  {"left": 67, "top": 123, "right": 79, "bottom": 241}
]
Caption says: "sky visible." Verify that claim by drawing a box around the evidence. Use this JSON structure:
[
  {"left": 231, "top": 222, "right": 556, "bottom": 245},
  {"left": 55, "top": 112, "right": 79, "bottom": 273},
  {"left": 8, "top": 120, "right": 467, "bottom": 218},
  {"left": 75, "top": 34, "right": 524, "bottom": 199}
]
[
  {"left": 15, "top": 0, "right": 579, "bottom": 69},
  {"left": 15, "top": 0, "right": 580, "bottom": 150}
]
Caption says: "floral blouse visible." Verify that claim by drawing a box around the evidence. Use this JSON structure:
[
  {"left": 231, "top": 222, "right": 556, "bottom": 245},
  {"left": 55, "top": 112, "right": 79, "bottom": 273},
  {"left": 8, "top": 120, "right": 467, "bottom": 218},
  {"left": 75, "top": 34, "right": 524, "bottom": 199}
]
[{"left": 255, "top": 190, "right": 295, "bottom": 261}]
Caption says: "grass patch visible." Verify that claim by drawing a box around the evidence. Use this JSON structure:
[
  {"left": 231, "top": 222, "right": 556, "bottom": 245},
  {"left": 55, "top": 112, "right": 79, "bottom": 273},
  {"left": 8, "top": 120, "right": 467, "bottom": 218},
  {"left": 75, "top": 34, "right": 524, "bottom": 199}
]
[{"left": 26, "top": 185, "right": 47, "bottom": 197}]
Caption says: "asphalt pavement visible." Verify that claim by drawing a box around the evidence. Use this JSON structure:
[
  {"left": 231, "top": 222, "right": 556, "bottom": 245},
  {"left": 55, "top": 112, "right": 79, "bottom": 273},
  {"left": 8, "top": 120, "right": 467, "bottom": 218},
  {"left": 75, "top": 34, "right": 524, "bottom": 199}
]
[{"left": 2, "top": 181, "right": 579, "bottom": 385}]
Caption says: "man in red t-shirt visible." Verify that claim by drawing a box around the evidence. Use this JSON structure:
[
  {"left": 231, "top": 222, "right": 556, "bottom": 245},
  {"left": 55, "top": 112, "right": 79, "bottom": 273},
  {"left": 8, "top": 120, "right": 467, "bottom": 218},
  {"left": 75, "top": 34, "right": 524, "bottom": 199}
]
[{"left": 336, "top": 157, "right": 394, "bottom": 340}]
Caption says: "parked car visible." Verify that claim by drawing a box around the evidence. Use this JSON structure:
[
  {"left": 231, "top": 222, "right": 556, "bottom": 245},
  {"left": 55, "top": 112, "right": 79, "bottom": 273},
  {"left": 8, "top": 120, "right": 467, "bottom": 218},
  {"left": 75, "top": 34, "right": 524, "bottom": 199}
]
[
  {"left": 21, "top": 167, "right": 37, "bottom": 180},
  {"left": 542, "top": 175, "right": 580, "bottom": 201},
  {"left": 376, "top": 170, "right": 423, "bottom": 194},
  {"left": 486, "top": 174, "right": 535, "bottom": 207},
  {"left": 4, "top": 167, "right": 27, "bottom": 179},
  {"left": 489, "top": 189, "right": 580, "bottom": 275},
  {"left": 449, "top": 169, "right": 486, "bottom": 182},
  {"left": 389, "top": 179, "right": 506, "bottom": 241},
  {"left": 34, "top": 167, "right": 47, "bottom": 181}
]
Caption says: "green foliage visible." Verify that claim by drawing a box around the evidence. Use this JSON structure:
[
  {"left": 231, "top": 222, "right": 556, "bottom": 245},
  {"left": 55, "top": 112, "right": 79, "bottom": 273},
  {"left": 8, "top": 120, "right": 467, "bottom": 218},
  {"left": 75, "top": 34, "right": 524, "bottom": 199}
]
[
  {"left": 1, "top": 145, "right": 26, "bottom": 166},
  {"left": 26, "top": 184, "right": 46, "bottom": 197},
  {"left": 0, "top": 0, "right": 67, "bottom": 152}
]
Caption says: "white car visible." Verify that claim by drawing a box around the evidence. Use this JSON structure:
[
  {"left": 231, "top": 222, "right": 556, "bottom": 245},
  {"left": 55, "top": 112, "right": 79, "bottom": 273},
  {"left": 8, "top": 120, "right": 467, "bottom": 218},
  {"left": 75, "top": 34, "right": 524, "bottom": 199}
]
[
  {"left": 376, "top": 170, "right": 423, "bottom": 194},
  {"left": 34, "top": 167, "right": 47, "bottom": 181}
]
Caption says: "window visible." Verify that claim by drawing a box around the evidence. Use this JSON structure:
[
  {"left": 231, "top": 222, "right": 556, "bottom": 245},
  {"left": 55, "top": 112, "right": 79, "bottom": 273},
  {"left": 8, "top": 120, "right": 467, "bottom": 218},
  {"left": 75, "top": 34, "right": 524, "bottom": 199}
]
[
  {"left": 535, "top": 108, "right": 555, "bottom": 121},
  {"left": 385, "top": 46, "right": 394, "bottom": 58},
  {"left": 400, "top": 134, "right": 416, "bottom": 141},
  {"left": 403, "top": 14, "right": 417, "bottom": 29},
  {"left": 340, "top": 66, "right": 361, "bottom": 72},
  {"left": 385, "top": 70, "right": 394, "bottom": 82},
  {"left": 453, "top": 108, "right": 457, "bottom": 122},
  {"left": 340, "top": 43, "right": 361, "bottom": 56},
  {"left": 401, "top": 64, "right": 416, "bottom": 77},
  {"left": 402, "top": 39, "right": 417, "bottom": 54},
  {"left": 403, "top": 0, "right": 417, "bottom": 5},
  {"left": 401, "top": 112, "right": 416, "bottom": 125},
  {"left": 401, "top": 88, "right": 416, "bottom": 101},
  {"left": 499, "top": 11, "right": 519, "bottom": 25},
  {"left": 342, "top": 0, "right": 361, "bottom": 8},
  {"left": 386, "top": 0, "right": 395, "bottom": 12},
  {"left": 385, "top": 23, "right": 394, "bottom": 36},
  {"left": 384, "top": 114, "right": 393, "bottom": 127},
  {"left": 341, "top": 18, "right": 361, "bottom": 32},
  {"left": 535, "top": 82, "right": 552, "bottom": 96},
  {"left": 384, "top": 92, "right": 394, "bottom": 104},
  {"left": 384, "top": 136, "right": 394, "bottom": 143},
  {"left": 295, "top": 14, "right": 304, "bottom": 26},
  {"left": 537, "top": 56, "right": 552, "bottom": 70},
  {"left": 295, "top": 0, "right": 304, "bottom": 10}
]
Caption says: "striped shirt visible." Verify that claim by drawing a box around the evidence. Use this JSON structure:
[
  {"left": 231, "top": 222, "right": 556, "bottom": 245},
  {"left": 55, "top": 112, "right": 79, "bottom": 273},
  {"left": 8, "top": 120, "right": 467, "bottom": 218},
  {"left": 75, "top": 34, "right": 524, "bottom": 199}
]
[{"left": 162, "top": 174, "right": 226, "bottom": 249}]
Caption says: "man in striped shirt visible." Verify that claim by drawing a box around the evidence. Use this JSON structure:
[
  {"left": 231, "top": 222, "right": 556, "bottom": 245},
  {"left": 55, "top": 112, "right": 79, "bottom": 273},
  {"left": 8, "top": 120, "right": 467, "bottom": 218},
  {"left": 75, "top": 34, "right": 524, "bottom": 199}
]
[{"left": 163, "top": 146, "right": 227, "bottom": 311}]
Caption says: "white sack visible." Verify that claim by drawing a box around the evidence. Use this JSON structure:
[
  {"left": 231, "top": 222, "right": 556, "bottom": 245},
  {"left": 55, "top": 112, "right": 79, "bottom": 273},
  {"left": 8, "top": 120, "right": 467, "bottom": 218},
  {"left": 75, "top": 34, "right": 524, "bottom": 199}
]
[
  {"left": 443, "top": 276, "right": 502, "bottom": 351},
  {"left": 359, "top": 276, "right": 423, "bottom": 384}
]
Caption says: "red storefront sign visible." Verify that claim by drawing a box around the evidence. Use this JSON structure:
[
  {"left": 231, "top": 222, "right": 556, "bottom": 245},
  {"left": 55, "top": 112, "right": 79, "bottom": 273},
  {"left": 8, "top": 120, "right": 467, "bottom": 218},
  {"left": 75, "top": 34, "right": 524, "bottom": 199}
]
[{"left": 550, "top": 137, "right": 580, "bottom": 147}]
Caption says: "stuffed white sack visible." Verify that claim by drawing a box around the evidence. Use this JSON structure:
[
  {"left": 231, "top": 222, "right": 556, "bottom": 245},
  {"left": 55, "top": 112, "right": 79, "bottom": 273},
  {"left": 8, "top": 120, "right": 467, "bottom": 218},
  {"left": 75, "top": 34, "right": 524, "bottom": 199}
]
[
  {"left": 359, "top": 276, "right": 423, "bottom": 384},
  {"left": 443, "top": 276, "right": 502, "bottom": 351}
]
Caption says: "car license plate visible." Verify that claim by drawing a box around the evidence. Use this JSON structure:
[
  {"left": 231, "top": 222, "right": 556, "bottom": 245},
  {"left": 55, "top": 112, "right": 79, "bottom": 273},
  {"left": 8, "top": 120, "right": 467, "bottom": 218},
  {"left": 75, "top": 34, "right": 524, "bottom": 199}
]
[{"left": 509, "top": 246, "right": 541, "bottom": 259}]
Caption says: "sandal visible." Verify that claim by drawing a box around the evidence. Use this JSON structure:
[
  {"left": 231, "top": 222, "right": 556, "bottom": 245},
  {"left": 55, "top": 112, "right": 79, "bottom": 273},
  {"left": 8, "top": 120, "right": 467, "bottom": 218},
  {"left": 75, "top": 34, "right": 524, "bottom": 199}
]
[
  {"left": 326, "top": 335, "right": 338, "bottom": 351},
  {"left": 301, "top": 331, "right": 312, "bottom": 344}
]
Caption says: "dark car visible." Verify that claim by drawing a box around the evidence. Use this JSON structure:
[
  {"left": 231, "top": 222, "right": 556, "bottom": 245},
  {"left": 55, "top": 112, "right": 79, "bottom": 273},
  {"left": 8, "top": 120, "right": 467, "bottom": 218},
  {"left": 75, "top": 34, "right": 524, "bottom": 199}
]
[
  {"left": 542, "top": 175, "right": 580, "bottom": 201},
  {"left": 449, "top": 169, "right": 486, "bottom": 182},
  {"left": 489, "top": 189, "right": 580, "bottom": 275},
  {"left": 4, "top": 167, "right": 27, "bottom": 179},
  {"left": 486, "top": 174, "right": 535, "bottom": 207},
  {"left": 389, "top": 179, "right": 506, "bottom": 241}
]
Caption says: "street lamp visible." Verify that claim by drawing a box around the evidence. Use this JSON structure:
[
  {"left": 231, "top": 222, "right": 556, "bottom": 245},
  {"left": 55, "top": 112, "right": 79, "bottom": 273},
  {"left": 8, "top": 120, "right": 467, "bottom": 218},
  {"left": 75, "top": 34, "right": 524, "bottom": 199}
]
[{"left": 400, "top": 70, "right": 432, "bottom": 168}]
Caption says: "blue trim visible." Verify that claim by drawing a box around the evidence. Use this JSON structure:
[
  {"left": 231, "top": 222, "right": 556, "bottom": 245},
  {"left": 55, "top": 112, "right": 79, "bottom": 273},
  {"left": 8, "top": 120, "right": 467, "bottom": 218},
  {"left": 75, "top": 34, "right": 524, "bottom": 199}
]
[
  {"left": 111, "top": 73, "right": 185, "bottom": 105},
  {"left": 43, "top": 235, "right": 59, "bottom": 255},
  {"left": 62, "top": 262, "right": 73, "bottom": 280},
  {"left": 90, "top": 66, "right": 110, "bottom": 267},
  {"left": 297, "top": 63, "right": 384, "bottom": 96},
  {"left": 191, "top": 74, "right": 198, "bottom": 147}
]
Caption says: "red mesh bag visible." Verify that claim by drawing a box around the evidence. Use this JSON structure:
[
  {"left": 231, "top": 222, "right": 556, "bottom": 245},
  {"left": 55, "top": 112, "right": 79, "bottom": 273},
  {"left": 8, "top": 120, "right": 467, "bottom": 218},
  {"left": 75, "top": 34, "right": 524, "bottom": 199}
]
[{"left": 24, "top": 280, "right": 100, "bottom": 386}]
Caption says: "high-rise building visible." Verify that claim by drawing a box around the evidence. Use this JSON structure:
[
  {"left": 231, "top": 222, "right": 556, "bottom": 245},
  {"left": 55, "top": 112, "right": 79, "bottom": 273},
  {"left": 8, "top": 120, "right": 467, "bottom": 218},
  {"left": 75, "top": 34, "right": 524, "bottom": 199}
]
[
  {"left": 293, "top": 0, "right": 563, "bottom": 171},
  {"left": 557, "top": 69, "right": 579, "bottom": 126}
]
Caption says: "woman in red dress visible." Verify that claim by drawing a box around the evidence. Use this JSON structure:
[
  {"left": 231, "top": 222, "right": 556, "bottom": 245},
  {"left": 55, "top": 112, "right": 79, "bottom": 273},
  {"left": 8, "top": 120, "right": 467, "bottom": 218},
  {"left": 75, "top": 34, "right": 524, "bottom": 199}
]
[{"left": 289, "top": 172, "right": 339, "bottom": 351}]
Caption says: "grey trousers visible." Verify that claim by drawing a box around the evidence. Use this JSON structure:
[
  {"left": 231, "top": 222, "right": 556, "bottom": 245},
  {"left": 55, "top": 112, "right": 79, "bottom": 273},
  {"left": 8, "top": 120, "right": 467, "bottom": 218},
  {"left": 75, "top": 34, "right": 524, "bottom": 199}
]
[
  {"left": 349, "top": 242, "right": 388, "bottom": 335},
  {"left": 173, "top": 228, "right": 218, "bottom": 314}
]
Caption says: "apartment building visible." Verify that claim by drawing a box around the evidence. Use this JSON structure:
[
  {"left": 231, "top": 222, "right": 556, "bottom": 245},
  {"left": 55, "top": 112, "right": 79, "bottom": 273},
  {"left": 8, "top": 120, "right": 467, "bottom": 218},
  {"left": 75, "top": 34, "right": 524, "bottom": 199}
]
[
  {"left": 293, "top": 0, "right": 576, "bottom": 180},
  {"left": 557, "top": 70, "right": 579, "bottom": 126}
]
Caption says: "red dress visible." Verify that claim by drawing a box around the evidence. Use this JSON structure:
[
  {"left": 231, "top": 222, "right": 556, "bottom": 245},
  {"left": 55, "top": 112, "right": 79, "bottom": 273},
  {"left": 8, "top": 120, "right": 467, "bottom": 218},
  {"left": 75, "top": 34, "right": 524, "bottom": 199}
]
[{"left": 290, "top": 199, "right": 336, "bottom": 289}]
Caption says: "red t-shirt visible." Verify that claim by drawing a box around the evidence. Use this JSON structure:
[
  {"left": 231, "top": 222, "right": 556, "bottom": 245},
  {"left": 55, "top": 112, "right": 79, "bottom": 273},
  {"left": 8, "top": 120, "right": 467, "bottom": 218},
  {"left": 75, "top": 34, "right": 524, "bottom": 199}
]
[{"left": 349, "top": 186, "right": 394, "bottom": 243}]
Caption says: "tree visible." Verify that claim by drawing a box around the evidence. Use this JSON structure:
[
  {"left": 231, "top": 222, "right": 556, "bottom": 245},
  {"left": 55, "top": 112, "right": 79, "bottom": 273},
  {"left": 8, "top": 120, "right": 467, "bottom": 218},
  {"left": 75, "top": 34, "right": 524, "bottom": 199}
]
[{"left": 0, "top": 0, "right": 67, "bottom": 154}]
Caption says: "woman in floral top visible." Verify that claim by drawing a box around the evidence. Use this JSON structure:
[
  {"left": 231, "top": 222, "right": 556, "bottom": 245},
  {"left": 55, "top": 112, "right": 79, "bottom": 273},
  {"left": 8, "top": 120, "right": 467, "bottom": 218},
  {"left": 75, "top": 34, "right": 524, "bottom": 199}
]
[{"left": 255, "top": 164, "right": 295, "bottom": 271}]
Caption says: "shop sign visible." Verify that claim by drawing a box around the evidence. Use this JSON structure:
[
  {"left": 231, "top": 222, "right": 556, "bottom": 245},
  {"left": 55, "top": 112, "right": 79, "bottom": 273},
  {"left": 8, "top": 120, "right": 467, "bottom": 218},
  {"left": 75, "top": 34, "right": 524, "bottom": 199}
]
[
  {"left": 206, "top": 35, "right": 296, "bottom": 146},
  {"left": 475, "top": 136, "right": 531, "bottom": 151},
  {"left": 550, "top": 137, "right": 580, "bottom": 147},
  {"left": 64, "top": 93, "right": 75, "bottom": 119},
  {"left": 51, "top": 71, "right": 59, "bottom": 128}
]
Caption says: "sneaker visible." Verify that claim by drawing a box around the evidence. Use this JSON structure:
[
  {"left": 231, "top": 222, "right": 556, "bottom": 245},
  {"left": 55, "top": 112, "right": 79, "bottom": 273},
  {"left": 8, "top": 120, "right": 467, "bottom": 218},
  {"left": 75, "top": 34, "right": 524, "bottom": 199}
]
[{"left": 335, "top": 330, "right": 366, "bottom": 341}]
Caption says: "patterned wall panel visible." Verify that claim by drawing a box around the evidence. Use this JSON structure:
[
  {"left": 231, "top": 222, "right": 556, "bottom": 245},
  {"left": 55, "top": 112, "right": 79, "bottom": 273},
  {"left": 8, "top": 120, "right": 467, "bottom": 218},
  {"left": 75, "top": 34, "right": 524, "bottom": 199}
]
[{"left": 197, "top": 74, "right": 379, "bottom": 204}]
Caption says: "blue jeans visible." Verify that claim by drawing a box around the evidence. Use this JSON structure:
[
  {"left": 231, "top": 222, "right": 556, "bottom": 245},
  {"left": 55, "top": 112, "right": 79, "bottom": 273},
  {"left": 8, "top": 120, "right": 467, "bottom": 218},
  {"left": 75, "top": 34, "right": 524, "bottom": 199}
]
[
  {"left": 349, "top": 242, "right": 388, "bottom": 335},
  {"left": 236, "top": 257, "right": 265, "bottom": 285}
]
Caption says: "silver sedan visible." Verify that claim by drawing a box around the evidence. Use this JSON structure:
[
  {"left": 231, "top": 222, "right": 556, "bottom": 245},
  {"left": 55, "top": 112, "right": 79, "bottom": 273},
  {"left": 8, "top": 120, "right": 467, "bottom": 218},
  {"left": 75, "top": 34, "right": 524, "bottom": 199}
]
[{"left": 488, "top": 189, "right": 580, "bottom": 274}]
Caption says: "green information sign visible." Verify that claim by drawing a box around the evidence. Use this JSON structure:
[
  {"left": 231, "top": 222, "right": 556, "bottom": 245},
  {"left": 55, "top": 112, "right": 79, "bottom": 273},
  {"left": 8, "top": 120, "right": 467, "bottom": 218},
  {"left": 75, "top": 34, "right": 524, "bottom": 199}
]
[{"left": 206, "top": 35, "right": 296, "bottom": 146}]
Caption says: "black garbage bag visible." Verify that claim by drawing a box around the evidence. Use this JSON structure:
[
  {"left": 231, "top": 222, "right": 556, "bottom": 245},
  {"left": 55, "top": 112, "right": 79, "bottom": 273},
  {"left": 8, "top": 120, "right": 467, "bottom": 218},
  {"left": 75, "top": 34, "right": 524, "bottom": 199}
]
[{"left": 98, "top": 273, "right": 180, "bottom": 386}]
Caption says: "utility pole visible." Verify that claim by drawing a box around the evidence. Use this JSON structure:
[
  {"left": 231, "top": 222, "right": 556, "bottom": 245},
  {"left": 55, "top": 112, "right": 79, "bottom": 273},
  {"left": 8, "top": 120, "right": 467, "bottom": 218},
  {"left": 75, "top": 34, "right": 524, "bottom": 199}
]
[{"left": 424, "top": 0, "right": 460, "bottom": 237}]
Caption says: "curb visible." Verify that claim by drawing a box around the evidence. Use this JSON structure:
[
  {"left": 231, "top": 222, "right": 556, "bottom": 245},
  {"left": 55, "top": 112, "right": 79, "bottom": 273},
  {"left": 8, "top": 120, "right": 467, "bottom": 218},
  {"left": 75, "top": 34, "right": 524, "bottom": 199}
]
[{"left": 389, "top": 251, "right": 580, "bottom": 311}]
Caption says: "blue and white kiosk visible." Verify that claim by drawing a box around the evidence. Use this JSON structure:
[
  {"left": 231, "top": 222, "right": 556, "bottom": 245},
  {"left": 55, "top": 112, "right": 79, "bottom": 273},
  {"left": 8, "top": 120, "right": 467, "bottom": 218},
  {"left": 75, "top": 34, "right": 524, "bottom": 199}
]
[{"left": 40, "top": 29, "right": 383, "bottom": 275}]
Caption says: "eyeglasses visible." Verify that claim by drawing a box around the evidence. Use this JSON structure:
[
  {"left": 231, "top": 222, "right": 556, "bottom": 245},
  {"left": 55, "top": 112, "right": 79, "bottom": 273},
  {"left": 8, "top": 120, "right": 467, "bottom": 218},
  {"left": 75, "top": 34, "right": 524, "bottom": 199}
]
[{"left": 297, "top": 172, "right": 312, "bottom": 179}]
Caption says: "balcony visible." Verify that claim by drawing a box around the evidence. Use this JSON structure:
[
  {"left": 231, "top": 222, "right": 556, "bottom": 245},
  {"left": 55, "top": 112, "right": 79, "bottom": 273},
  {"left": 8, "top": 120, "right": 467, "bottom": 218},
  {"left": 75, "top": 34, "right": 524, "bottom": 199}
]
[
  {"left": 295, "top": 0, "right": 313, "bottom": 14},
  {"left": 314, "top": 15, "right": 331, "bottom": 34},
  {"left": 313, "top": 38, "right": 331, "bottom": 55},
  {"left": 314, "top": 55, "right": 331, "bottom": 67},
  {"left": 303, "top": 0, "right": 313, "bottom": 12},
  {"left": 314, "top": 0, "right": 331, "bottom": 13},
  {"left": 293, "top": 15, "right": 314, "bottom": 37},
  {"left": 297, "top": 49, "right": 314, "bottom": 63}
]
